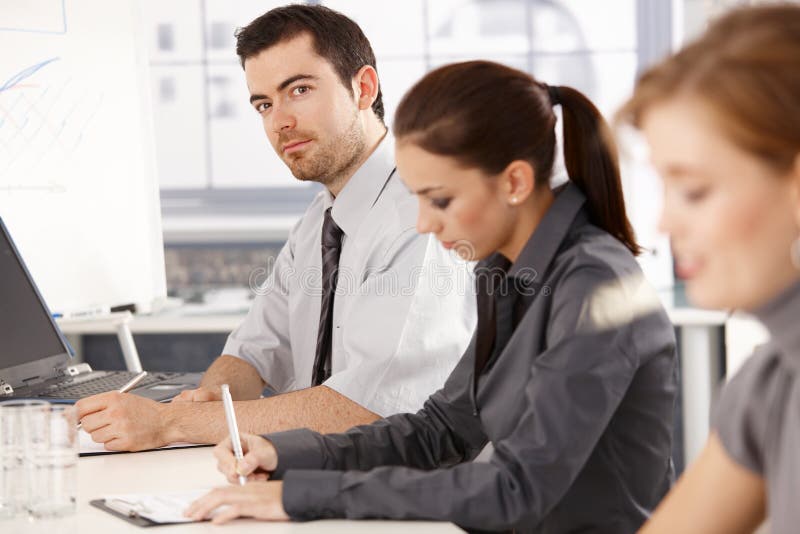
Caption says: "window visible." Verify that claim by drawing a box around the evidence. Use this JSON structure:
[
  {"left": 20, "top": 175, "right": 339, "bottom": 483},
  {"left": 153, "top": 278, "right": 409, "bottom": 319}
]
[{"left": 142, "top": 0, "right": 669, "bottom": 243}]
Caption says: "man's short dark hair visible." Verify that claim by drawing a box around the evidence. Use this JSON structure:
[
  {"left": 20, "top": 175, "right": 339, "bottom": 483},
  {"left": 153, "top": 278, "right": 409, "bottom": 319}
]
[{"left": 235, "top": 4, "right": 385, "bottom": 122}]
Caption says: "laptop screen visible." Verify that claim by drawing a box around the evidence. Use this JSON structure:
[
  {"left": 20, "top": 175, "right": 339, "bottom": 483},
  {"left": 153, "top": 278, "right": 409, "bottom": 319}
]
[{"left": 0, "top": 221, "right": 69, "bottom": 370}]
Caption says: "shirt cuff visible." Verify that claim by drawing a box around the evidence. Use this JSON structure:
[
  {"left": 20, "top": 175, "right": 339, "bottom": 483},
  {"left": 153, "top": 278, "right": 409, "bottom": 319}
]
[
  {"left": 282, "top": 470, "right": 345, "bottom": 520},
  {"left": 263, "top": 428, "right": 327, "bottom": 478}
]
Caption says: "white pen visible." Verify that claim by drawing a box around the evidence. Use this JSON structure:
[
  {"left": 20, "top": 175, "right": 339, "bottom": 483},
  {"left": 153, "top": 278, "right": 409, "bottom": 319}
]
[
  {"left": 118, "top": 371, "right": 149, "bottom": 394},
  {"left": 77, "top": 371, "right": 148, "bottom": 429},
  {"left": 221, "top": 384, "right": 247, "bottom": 486}
]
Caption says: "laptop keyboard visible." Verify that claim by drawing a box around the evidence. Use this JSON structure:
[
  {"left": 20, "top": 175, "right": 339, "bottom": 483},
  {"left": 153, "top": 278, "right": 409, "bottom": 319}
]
[{"left": 39, "top": 371, "right": 179, "bottom": 399}]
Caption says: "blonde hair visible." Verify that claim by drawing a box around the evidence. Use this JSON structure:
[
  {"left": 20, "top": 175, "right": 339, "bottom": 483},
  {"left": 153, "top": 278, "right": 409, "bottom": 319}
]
[{"left": 618, "top": 3, "right": 800, "bottom": 173}]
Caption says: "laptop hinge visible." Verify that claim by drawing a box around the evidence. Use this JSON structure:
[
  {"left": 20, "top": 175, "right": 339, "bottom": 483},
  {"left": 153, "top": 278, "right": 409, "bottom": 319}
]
[
  {"left": 0, "top": 379, "right": 12, "bottom": 397},
  {"left": 65, "top": 363, "right": 93, "bottom": 376}
]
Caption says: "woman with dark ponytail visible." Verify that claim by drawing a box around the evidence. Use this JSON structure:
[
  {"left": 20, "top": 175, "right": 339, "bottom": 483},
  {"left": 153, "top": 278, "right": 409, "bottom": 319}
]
[{"left": 187, "top": 61, "right": 677, "bottom": 533}]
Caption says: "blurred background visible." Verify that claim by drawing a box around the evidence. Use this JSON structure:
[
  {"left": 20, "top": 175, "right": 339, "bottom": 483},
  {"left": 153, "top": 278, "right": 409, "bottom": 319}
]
[{"left": 149, "top": 0, "right": 752, "bottom": 304}]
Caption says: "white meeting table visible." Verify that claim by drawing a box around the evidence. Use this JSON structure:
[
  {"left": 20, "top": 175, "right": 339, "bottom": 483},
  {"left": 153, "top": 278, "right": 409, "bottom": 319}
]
[{"left": 5, "top": 446, "right": 463, "bottom": 534}]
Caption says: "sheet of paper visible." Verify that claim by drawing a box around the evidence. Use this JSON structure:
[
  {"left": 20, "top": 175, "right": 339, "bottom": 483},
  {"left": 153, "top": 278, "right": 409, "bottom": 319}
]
[
  {"left": 79, "top": 429, "right": 208, "bottom": 455},
  {"left": 103, "top": 489, "right": 216, "bottom": 523}
]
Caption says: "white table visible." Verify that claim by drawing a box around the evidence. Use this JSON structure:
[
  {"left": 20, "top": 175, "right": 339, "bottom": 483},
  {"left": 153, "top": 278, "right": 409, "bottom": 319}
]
[
  {"left": 57, "top": 312, "right": 143, "bottom": 372},
  {"left": 4, "top": 447, "right": 463, "bottom": 533}
]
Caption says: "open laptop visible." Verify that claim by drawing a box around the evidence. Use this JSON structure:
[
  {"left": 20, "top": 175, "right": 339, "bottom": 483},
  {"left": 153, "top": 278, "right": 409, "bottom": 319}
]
[{"left": 0, "top": 218, "right": 202, "bottom": 402}]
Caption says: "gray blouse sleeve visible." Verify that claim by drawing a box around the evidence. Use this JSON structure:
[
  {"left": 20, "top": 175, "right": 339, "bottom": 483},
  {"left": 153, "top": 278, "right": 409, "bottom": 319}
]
[{"left": 711, "top": 348, "right": 779, "bottom": 475}]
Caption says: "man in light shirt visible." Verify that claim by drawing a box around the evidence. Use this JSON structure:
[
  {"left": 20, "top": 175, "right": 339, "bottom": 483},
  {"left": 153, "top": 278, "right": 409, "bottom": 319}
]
[{"left": 75, "top": 4, "right": 475, "bottom": 451}]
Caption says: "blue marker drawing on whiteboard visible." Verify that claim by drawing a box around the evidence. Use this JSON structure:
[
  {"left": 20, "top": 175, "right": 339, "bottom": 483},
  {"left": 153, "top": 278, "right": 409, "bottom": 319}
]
[{"left": 0, "top": 57, "right": 60, "bottom": 94}]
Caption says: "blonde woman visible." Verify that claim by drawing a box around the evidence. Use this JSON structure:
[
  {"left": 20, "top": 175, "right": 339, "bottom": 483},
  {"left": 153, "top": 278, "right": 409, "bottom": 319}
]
[{"left": 618, "top": 4, "right": 800, "bottom": 533}]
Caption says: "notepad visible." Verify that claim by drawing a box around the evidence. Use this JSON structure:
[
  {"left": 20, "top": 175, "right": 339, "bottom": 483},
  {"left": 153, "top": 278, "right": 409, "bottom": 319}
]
[
  {"left": 92, "top": 489, "right": 223, "bottom": 525},
  {"left": 79, "top": 429, "right": 209, "bottom": 456}
]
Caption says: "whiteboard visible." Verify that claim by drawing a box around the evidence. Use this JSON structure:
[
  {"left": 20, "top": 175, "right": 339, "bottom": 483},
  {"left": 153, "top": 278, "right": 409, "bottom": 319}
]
[{"left": 0, "top": 0, "right": 166, "bottom": 314}]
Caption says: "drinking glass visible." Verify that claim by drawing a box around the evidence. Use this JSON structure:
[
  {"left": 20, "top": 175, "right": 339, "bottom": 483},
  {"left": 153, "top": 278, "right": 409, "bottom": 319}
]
[
  {"left": 0, "top": 400, "right": 78, "bottom": 519},
  {"left": 0, "top": 399, "right": 48, "bottom": 519},
  {"left": 27, "top": 403, "right": 78, "bottom": 518}
]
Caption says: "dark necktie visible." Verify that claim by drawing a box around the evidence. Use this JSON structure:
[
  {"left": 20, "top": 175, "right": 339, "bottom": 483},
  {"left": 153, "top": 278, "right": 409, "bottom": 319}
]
[
  {"left": 473, "top": 255, "right": 514, "bottom": 379},
  {"left": 492, "top": 288, "right": 518, "bottom": 364},
  {"left": 312, "top": 207, "right": 344, "bottom": 386}
]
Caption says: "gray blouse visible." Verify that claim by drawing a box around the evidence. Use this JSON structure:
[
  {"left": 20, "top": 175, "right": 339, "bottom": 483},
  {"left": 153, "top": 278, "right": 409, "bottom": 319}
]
[
  {"left": 265, "top": 183, "right": 678, "bottom": 533},
  {"left": 713, "top": 279, "right": 800, "bottom": 534}
]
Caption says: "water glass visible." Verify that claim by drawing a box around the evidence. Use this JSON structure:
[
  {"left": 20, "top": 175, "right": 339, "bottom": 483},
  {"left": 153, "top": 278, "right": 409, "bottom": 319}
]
[
  {"left": 0, "top": 400, "right": 78, "bottom": 519},
  {"left": 0, "top": 399, "right": 48, "bottom": 518},
  {"left": 28, "top": 403, "right": 78, "bottom": 518}
]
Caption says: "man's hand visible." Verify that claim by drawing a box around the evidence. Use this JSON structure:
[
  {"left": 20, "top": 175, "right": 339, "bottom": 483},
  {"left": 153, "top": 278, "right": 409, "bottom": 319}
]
[
  {"left": 75, "top": 392, "right": 173, "bottom": 451},
  {"left": 171, "top": 386, "right": 222, "bottom": 403},
  {"left": 214, "top": 433, "right": 278, "bottom": 484},
  {"left": 184, "top": 481, "right": 288, "bottom": 524}
]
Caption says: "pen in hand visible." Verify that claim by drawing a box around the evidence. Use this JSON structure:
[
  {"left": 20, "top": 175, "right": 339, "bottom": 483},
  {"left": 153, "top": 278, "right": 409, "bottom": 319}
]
[
  {"left": 76, "top": 370, "right": 148, "bottom": 429},
  {"left": 117, "top": 371, "right": 149, "bottom": 394},
  {"left": 221, "top": 384, "right": 247, "bottom": 486}
]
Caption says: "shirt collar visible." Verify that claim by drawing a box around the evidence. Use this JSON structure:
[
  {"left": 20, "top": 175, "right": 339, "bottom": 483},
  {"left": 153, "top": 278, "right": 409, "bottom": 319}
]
[
  {"left": 507, "top": 182, "right": 587, "bottom": 281},
  {"left": 752, "top": 278, "right": 800, "bottom": 355},
  {"left": 326, "top": 130, "right": 396, "bottom": 237}
]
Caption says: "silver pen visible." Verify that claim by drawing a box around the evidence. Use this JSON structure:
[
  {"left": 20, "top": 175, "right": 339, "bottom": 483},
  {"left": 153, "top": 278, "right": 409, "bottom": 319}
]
[
  {"left": 221, "top": 384, "right": 248, "bottom": 486},
  {"left": 117, "top": 371, "right": 149, "bottom": 394}
]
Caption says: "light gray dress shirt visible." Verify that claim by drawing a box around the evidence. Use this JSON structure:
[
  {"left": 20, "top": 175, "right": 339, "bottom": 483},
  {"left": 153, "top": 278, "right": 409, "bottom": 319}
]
[
  {"left": 713, "top": 279, "right": 800, "bottom": 534},
  {"left": 263, "top": 183, "right": 678, "bottom": 533},
  {"left": 222, "top": 134, "right": 476, "bottom": 416}
]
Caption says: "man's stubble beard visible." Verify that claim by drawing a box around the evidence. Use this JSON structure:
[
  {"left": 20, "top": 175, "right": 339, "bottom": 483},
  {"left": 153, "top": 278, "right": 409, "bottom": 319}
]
[{"left": 286, "top": 111, "right": 366, "bottom": 189}]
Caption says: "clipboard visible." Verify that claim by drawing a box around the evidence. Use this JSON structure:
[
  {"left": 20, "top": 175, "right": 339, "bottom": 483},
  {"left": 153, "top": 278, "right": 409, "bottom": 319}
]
[
  {"left": 90, "top": 499, "right": 176, "bottom": 527},
  {"left": 79, "top": 428, "right": 212, "bottom": 456},
  {"left": 80, "top": 442, "right": 211, "bottom": 457},
  {"left": 90, "top": 489, "right": 213, "bottom": 527}
]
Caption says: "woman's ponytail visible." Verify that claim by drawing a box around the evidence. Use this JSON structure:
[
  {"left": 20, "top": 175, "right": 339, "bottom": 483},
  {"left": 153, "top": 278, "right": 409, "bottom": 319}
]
[{"left": 554, "top": 85, "right": 641, "bottom": 256}]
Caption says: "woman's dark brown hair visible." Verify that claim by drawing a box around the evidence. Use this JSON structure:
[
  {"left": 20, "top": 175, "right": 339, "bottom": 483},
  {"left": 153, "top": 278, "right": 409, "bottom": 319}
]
[
  {"left": 618, "top": 4, "right": 800, "bottom": 174},
  {"left": 393, "top": 60, "right": 640, "bottom": 255}
]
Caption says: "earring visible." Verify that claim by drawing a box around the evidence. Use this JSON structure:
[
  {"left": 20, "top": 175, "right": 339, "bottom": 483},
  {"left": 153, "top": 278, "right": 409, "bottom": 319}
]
[
  {"left": 792, "top": 237, "right": 800, "bottom": 270},
  {"left": 510, "top": 197, "right": 518, "bottom": 205}
]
